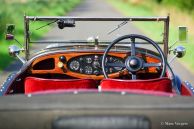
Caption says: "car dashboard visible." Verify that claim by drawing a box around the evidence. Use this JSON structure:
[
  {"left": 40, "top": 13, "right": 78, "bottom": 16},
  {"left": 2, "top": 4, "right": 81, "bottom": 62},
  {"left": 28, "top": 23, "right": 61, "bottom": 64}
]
[
  {"left": 30, "top": 50, "right": 161, "bottom": 80},
  {"left": 67, "top": 54, "right": 124, "bottom": 75}
]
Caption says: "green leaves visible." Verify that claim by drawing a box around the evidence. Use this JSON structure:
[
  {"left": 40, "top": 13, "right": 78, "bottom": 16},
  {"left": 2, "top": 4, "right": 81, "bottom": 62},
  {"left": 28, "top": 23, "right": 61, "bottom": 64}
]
[
  {"left": 155, "top": 0, "right": 194, "bottom": 13},
  {"left": 0, "top": 0, "right": 81, "bottom": 70}
]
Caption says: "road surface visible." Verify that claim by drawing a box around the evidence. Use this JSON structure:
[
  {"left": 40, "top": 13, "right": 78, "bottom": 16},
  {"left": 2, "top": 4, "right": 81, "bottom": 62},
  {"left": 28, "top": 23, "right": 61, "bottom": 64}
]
[{"left": 0, "top": 0, "right": 194, "bottom": 86}]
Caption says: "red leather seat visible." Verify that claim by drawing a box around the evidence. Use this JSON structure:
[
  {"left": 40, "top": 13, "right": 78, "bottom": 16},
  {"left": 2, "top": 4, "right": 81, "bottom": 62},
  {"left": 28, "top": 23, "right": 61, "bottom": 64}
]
[
  {"left": 100, "top": 78, "right": 172, "bottom": 93},
  {"left": 25, "top": 77, "right": 97, "bottom": 94}
]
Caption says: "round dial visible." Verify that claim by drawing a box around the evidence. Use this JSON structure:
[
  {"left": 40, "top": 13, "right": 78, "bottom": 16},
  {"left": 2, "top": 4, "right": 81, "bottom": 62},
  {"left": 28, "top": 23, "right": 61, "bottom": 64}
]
[
  {"left": 69, "top": 60, "right": 80, "bottom": 71},
  {"left": 86, "top": 57, "right": 92, "bottom": 64},
  {"left": 113, "top": 60, "right": 123, "bottom": 71},
  {"left": 85, "top": 66, "right": 93, "bottom": 74}
]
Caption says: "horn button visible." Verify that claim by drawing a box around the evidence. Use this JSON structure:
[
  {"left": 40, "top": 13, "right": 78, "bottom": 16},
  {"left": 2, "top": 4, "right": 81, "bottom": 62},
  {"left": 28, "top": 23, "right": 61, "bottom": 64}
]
[{"left": 125, "top": 56, "right": 143, "bottom": 72}]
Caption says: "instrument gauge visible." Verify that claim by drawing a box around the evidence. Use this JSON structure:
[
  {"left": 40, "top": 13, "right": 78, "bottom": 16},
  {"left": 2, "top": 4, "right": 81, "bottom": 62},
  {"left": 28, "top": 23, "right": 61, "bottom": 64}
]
[
  {"left": 86, "top": 57, "right": 92, "bottom": 64},
  {"left": 114, "top": 60, "right": 123, "bottom": 71},
  {"left": 109, "top": 57, "right": 113, "bottom": 62},
  {"left": 69, "top": 60, "right": 80, "bottom": 71},
  {"left": 85, "top": 66, "right": 93, "bottom": 74}
]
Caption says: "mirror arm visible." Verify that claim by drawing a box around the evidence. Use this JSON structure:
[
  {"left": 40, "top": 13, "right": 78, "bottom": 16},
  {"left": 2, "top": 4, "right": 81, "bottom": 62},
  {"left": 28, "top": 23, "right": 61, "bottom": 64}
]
[
  {"left": 15, "top": 54, "right": 26, "bottom": 64},
  {"left": 14, "top": 39, "right": 23, "bottom": 47},
  {"left": 169, "top": 41, "right": 178, "bottom": 50}
]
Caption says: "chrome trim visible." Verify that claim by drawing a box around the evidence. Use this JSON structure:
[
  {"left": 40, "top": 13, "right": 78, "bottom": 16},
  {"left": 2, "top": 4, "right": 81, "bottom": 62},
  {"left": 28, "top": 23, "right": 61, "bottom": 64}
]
[
  {"left": 8, "top": 45, "right": 26, "bottom": 64},
  {"left": 173, "top": 46, "right": 186, "bottom": 58},
  {"left": 9, "top": 45, "right": 20, "bottom": 57},
  {"left": 184, "top": 81, "right": 194, "bottom": 94},
  {"left": 0, "top": 73, "right": 17, "bottom": 96},
  {"left": 27, "top": 16, "right": 169, "bottom": 21}
]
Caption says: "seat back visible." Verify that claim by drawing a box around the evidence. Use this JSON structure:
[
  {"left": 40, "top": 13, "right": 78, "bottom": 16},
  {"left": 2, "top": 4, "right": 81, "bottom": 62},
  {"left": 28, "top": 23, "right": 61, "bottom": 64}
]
[
  {"left": 25, "top": 77, "right": 96, "bottom": 94},
  {"left": 101, "top": 78, "right": 172, "bottom": 93}
]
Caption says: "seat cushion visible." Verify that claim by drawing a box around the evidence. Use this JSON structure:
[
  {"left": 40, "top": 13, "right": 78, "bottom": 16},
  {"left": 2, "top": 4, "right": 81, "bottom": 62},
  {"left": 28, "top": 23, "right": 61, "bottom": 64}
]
[
  {"left": 25, "top": 77, "right": 97, "bottom": 94},
  {"left": 101, "top": 78, "right": 172, "bottom": 93}
]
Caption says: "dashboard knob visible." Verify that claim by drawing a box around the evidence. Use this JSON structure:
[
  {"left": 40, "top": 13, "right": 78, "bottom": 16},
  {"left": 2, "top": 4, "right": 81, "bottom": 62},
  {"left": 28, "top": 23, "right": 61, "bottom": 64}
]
[
  {"left": 57, "top": 61, "right": 64, "bottom": 68},
  {"left": 109, "top": 57, "right": 113, "bottom": 62},
  {"left": 94, "top": 55, "right": 99, "bottom": 60},
  {"left": 79, "top": 57, "right": 84, "bottom": 62},
  {"left": 109, "top": 68, "right": 113, "bottom": 73},
  {"left": 94, "top": 70, "right": 100, "bottom": 76},
  {"left": 86, "top": 57, "right": 92, "bottom": 64},
  {"left": 93, "top": 61, "right": 100, "bottom": 68},
  {"left": 59, "top": 56, "right": 66, "bottom": 63},
  {"left": 80, "top": 68, "right": 84, "bottom": 73}
]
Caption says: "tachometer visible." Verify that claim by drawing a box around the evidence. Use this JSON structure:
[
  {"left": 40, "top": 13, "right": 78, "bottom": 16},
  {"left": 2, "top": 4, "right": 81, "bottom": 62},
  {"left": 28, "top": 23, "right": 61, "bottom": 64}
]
[{"left": 69, "top": 60, "right": 80, "bottom": 71}]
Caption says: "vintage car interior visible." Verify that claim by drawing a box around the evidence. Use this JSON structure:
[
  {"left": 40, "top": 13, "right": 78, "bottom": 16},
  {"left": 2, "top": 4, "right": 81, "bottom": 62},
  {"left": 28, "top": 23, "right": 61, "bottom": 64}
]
[
  {"left": 1, "top": 16, "right": 194, "bottom": 129},
  {"left": 1, "top": 16, "right": 193, "bottom": 97}
]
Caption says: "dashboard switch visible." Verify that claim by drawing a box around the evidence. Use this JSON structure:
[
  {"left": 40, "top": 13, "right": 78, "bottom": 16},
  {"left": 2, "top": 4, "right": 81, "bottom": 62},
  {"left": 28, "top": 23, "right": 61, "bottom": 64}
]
[
  {"left": 59, "top": 56, "right": 66, "bottom": 63},
  {"left": 57, "top": 62, "right": 64, "bottom": 68},
  {"left": 94, "top": 70, "right": 100, "bottom": 76},
  {"left": 80, "top": 68, "right": 84, "bottom": 73}
]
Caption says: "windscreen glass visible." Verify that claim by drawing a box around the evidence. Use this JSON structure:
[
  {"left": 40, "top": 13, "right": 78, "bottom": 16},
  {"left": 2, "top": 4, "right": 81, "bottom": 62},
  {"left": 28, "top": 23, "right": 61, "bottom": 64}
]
[{"left": 28, "top": 20, "right": 165, "bottom": 54}]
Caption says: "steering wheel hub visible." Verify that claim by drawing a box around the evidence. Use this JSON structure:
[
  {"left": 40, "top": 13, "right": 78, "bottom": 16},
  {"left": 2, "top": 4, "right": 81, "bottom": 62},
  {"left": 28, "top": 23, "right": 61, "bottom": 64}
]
[
  {"left": 130, "top": 59, "right": 139, "bottom": 68},
  {"left": 125, "top": 56, "right": 143, "bottom": 72}
]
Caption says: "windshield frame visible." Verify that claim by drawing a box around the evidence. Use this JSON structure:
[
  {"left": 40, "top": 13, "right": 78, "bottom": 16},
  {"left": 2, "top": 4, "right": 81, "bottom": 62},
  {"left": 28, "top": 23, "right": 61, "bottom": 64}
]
[{"left": 24, "top": 15, "right": 170, "bottom": 60}]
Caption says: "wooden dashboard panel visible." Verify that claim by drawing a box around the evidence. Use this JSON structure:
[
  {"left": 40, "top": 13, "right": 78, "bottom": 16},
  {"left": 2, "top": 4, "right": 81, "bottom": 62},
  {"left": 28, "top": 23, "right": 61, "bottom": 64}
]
[{"left": 30, "top": 51, "right": 160, "bottom": 80}]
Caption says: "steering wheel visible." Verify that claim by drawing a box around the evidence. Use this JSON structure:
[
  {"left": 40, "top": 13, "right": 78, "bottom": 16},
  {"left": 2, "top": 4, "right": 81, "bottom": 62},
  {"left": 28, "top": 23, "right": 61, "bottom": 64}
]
[{"left": 102, "top": 34, "right": 167, "bottom": 79}]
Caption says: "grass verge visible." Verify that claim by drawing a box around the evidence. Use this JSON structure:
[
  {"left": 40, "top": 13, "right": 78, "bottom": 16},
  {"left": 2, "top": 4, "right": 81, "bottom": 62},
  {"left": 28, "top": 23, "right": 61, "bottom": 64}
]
[
  {"left": 0, "top": 0, "right": 81, "bottom": 71},
  {"left": 108, "top": 0, "right": 194, "bottom": 73}
]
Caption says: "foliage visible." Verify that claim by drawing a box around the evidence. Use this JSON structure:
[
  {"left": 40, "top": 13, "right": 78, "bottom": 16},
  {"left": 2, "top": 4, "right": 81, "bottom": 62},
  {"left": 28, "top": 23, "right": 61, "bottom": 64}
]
[
  {"left": 155, "top": 0, "right": 162, "bottom": 3},
  {"left": 0, "top": 0, "right": 80, "bottom": 71},
  {"left": 154, "top": 0, "right": 194, "bottom": 12}
]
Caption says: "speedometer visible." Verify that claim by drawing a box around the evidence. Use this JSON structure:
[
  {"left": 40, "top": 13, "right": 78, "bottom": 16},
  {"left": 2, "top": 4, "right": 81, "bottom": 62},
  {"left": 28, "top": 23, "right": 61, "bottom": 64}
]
[{"left": 69, "top": 60, "right": 80, "bottom": 71}]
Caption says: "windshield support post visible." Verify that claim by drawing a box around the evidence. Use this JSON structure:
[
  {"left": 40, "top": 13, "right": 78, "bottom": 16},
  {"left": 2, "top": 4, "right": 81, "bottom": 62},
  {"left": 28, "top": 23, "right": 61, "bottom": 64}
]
[
  {"left": 24, "top": 14, "right": 30, "bottom": 60},
  {"left": 163, "top": 15, "right": 169, "bottom": 57}
]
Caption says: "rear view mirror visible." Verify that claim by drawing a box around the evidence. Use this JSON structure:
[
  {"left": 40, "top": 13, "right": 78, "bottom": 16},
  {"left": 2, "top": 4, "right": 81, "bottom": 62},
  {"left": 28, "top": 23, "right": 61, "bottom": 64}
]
[
  {"left": 173, "top": 46, "right": 186, "bottom": 58},
  {"left": 178, "top": 26, "right": 188, "bottom": 43},
  {"left": 6, "top": 24, "right": 15, "bottom": 40}
]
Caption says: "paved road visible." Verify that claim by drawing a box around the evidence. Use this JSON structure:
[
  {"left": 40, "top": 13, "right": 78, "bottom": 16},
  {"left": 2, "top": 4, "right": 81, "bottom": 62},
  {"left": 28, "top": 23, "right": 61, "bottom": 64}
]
[{"left": 0, "top": 0, "right": 194, "bottom": 85}]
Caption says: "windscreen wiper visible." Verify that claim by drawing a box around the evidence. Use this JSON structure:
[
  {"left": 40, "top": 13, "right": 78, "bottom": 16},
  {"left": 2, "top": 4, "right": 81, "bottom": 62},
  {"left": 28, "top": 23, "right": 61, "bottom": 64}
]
[
  {"left": 35, "top": 19, "right": 75, "bottom": 30},
  {"left": 107, "top": 21, "right": 128, "bottom": 35},
  {"left": 36, "top": 20, "right": 58, "bottom": 30}
]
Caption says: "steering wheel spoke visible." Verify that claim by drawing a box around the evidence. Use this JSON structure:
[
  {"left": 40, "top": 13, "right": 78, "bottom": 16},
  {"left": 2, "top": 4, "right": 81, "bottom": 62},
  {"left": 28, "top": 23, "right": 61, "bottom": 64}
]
[
  {"left": 143, "top": 62, "right": 161, "bottom": 68},
  {"left": 131, "top": 73, "right": 137, "bottom": 80},
  {"left": 130, "top": 37, "right": 136, "bottom": 56},
  {"left": 106, "top": 62, "right": 125, "bottom": 68}
]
